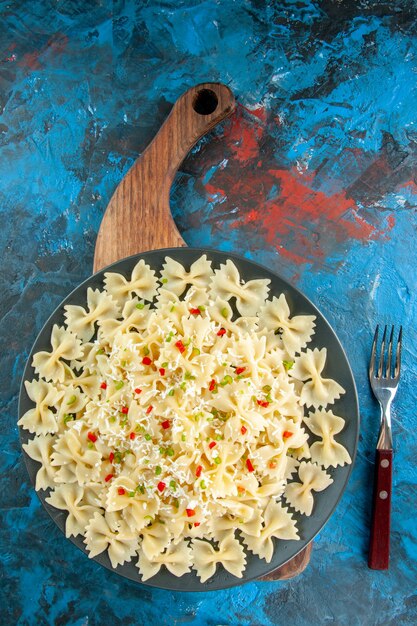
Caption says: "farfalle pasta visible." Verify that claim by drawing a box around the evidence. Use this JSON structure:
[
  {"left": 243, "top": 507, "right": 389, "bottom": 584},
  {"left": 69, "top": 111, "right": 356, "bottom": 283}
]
[{"left": 20, "top": 255, "right": 352, "bottom": 583}]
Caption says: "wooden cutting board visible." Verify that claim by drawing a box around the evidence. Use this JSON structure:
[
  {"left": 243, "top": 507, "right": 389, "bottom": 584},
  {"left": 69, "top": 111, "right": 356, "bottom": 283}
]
[{"left": 93, "top": 82, "right": 312, "bottom": 581}]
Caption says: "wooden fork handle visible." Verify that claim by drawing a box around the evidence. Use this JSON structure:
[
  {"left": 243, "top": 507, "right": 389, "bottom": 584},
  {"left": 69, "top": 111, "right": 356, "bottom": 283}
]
[{"left": 368, "top": 448, "right": 393, "bottom": 570}]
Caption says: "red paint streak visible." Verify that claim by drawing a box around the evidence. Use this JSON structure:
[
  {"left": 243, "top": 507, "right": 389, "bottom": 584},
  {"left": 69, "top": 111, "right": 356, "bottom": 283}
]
[
  {"left": 397, "top": 179, "right": 417, "bottom": 193},
  {"left": 387, "top": 214, "right": 395, "bottom": 228},
  {"left": 225, "top": 104, "right": 266, "bottom": 164},
  {"left": 207, "top": 163, "right": 393, "bottom": 265},
  {"left": 18, "top": 33, "right": 69, "bottom": 70}
]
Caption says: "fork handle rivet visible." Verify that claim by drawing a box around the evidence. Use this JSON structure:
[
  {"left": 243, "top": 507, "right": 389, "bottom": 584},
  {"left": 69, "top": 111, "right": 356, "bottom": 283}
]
[
  {"left": 380, "top": 459, "right": 390, "bottom": 468},
  {"left": 379, "top": 490, "right": 388, "bottom": 500}
]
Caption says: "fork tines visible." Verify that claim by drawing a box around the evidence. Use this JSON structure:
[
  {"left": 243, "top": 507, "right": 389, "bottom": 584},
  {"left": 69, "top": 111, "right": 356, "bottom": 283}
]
[{"left": 369, "top": 325, "right": 402, "bottom": 380}]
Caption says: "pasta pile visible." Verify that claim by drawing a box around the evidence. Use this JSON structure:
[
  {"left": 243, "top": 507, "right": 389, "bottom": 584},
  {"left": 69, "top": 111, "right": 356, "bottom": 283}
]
[{"left": 20, "top": 255, "right": 352, "bottom": 582}]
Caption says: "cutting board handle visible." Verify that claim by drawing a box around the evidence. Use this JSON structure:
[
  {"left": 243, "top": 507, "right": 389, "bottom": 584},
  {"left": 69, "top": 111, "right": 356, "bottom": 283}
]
[{"left": 94, "top": 83, "right": 236, "bottom": 272}]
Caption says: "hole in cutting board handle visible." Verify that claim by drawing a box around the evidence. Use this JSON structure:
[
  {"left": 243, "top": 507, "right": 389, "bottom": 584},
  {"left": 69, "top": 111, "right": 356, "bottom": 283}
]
[{"left": 192, "top": 89, "right": 218, "bottom": 115}]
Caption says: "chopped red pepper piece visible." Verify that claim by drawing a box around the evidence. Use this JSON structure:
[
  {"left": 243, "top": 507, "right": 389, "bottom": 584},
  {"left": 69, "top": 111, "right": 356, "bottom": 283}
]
[
  {"left": 237, "top": 486, "right": 245, "bottom": 493},
  {"left": 217, "top": 328, "right": 226, "bottom": 336},
  {"left": 135, "top": 388, "right": 142, "bottom": 394},
  {"left": 195, "top": 465, "right": 202, "bottom": 477},
  {"left": 109, "top": 451, "right": 114, "bottom": 463},
  {"left": 283, "top": 430, "right": 293, "bottom": 438},
  {"left": 189, "top": 308, "right": 201, "bottom": 315},
  {"left": 159, "top": 367, "right": 165, "bottom": 376},
  {"left": 121, "top": 406, "right": 129, "bottom": 414},
  {"left": 157, "top": 481, "right": 166, "bottom": 492},
  {"left": 208, "top": 441, "right": 216, "bottom": 449},
  {"left": 235, "top": 367, "right": 246, "bottom": 375},
  {"left": 142, "top": 356, "right": 152, "bottom": 366},
  {"left": 146, "top": 405, "right": 153, "bottom": 414},
  {"left": 161, "top": 420, "right": 170, "bottom": 429},
  {"left": 257, "top": 399, "right": 270, "bottom": 408},
  {"left": 209, "top": 379, "right": 216, "bottom": 392},
  {"left": 269, "top": 461, "right": 277, "bottom": 469},
  {"left": 175, "top": 340, "right": 186, "bottom": 354},
  {"left": 194, "top": 522, "right": 201, "bottom": 527},
  {"left": 246, "top": 458, "right": 255, "bottom": 472},
  {"left": 100, "top": 382, "right": 107, "bottom": 389},
  {"left": 105, "top": 473, "right": 114, "bottom": 482},
  {"left": 186, "top": 508, "right": 196, "bottom": 517},
  {"left": 129, "top": 432, "right": 135, "bottom": 440},
  {"left": 241, "top": 425, "right": 247, "bottom": 435},
  {"left": 118, "top": 487, "right": 126, "bottom": 495},
  {"left": 87, "top": 432, "right": 97, "bottom": 443}
]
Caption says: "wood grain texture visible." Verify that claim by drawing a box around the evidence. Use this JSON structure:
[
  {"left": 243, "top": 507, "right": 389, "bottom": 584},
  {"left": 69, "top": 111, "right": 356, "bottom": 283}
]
[
  {"left": 93, "top": 82, "right": 311, "bottom": 581},
  {"left": 260, "top": 544, "right": 313, "bottom": 581},
  {"left": 94, "top": 83, "right": 235, "bottom": 272},
  {"left": 368, "top": 448, "right": 393, "bottom": 570}
]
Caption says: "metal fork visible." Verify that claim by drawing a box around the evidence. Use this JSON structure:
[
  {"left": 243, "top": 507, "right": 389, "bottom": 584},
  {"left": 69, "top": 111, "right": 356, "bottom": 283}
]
[{"left": 368, "top": 324, "right": 402, "bottom": 570}]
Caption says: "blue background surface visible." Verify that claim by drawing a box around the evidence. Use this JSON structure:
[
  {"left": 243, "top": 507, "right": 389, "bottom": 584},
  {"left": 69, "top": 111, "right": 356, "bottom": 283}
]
[{"left": 1, "top": 1, "right": 416, "bottom": 624}]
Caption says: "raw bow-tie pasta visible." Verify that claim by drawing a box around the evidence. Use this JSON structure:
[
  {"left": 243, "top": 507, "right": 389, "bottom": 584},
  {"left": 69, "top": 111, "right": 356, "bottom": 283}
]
[
  {"left": 303, "top": 410, "right": 352, "bottom": 468},
  {"left": 290, "top": 348, "right": 345, "bottom": 408},
  {"left": 20, "top": 255, "right": 352, "bottom": 583},
  {"left": 210, "top": 260, "right": 270, "bottom": 316}
]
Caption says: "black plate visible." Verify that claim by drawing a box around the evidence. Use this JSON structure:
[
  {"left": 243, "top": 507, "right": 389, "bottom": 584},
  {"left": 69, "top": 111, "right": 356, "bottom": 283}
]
[{"left": 18, "top": 248, "right": 359, "bottom": 591}]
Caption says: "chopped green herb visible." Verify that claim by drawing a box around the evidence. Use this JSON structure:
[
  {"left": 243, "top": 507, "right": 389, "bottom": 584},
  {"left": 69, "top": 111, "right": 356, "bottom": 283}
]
[
  {"left": 144, "top": 433, "right": 152, "bottom": 441},
  {"left": 173, "top": 498, "right": 179, "bottom": 508},
  {"left": 180, "top": 381, "right": 186, "bottom": 390},
  {"left": 181, "top": 434, "right": 186, "bottom": 442},
  {"left": 166, "top": 331, "right": 174, "bottom": 342},
  {"left": 167, "top": 389, "right": 175, "bottom": 396},
  {"left": 200, "top": 480, "right": 207, "bottom": 489},
  {"left": 266, "top": 393, "right": 272, "bottom": 403},
  {"left": 128, "top": 491, "right": 135, "bottom": 497},
  {"left": 87, "top": 442, "right": 94, "bottom": 449},
  {"left": 161, "top": 278, "right": 168, "bottom": 284},
  {"left": 169, "top": 480, "right": 177, "bottom": 490},
  {"left": 215, "top": 435, "right": 223, "bottom": 441},
  {"left": 221, "top": 307, "right": 228, "bottom": 318},
  {"left": 114, "top": 451, "right": 123, "bottom": 463},
  {"left": 155, "top": 466, "right": 162, "bottom": 476},
  {"left": 115, "top": 380, "right": 124, "bottom": 390},
  {"left": 170, "top": 305, "right": 175, "bottom": 312},
  {"left": 67, "top": 395, "right": 77, "bottom": 405},
  {"left": 198, "top": 305, "right": 205, "bottom": 312},
  {"left": 184, "top": 371, "right": 192, "bottom": 380},
  {"left": 136, "top": 302, "right": 145, "bottom": 309},
  {"left": 144, "top": 515, "right": 153, "bottom": 521},
  {"left": 214, "top": 457, "right": 221, "bottom": 465},
  {"left": 191, "top": 347, "right": 200, "bottom": 357},
  {"left": 283, "top": 360, "right": 294, "bottom": 371},
  {"left": 63, "top": 414, "right": 74, "bottom": 424},
  {"left": 161, "top": 362, "right": 168, "bottom": 368},
  {"left": 96, "top": 348, "right": 105, "bottom": 355},
  {"left": 136, "top": 485, "right": 145, "bottom": 494},
  {"left": 262, "top": 385, "right": 272, "bottom": 392},
  {"left": 166, "top": 447, "right": 174, "bottom": 457},
  {"left": 236, "top": 374, "right": 244, "bottom": 380},
  {"left": 287, "top": 448, "right": 295, "bottom": 455},
  {"left": 159, "top": 447, "right": 165, "bottom": 455},
  {"left": 109, "top": 416, "right": 116, "bottom": 423},
  {"left": 143, "top": 346, "right": 150, "bottom": 356},
  {"left": 121, "top": 360, "right": 126, "bottom": 367}
]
